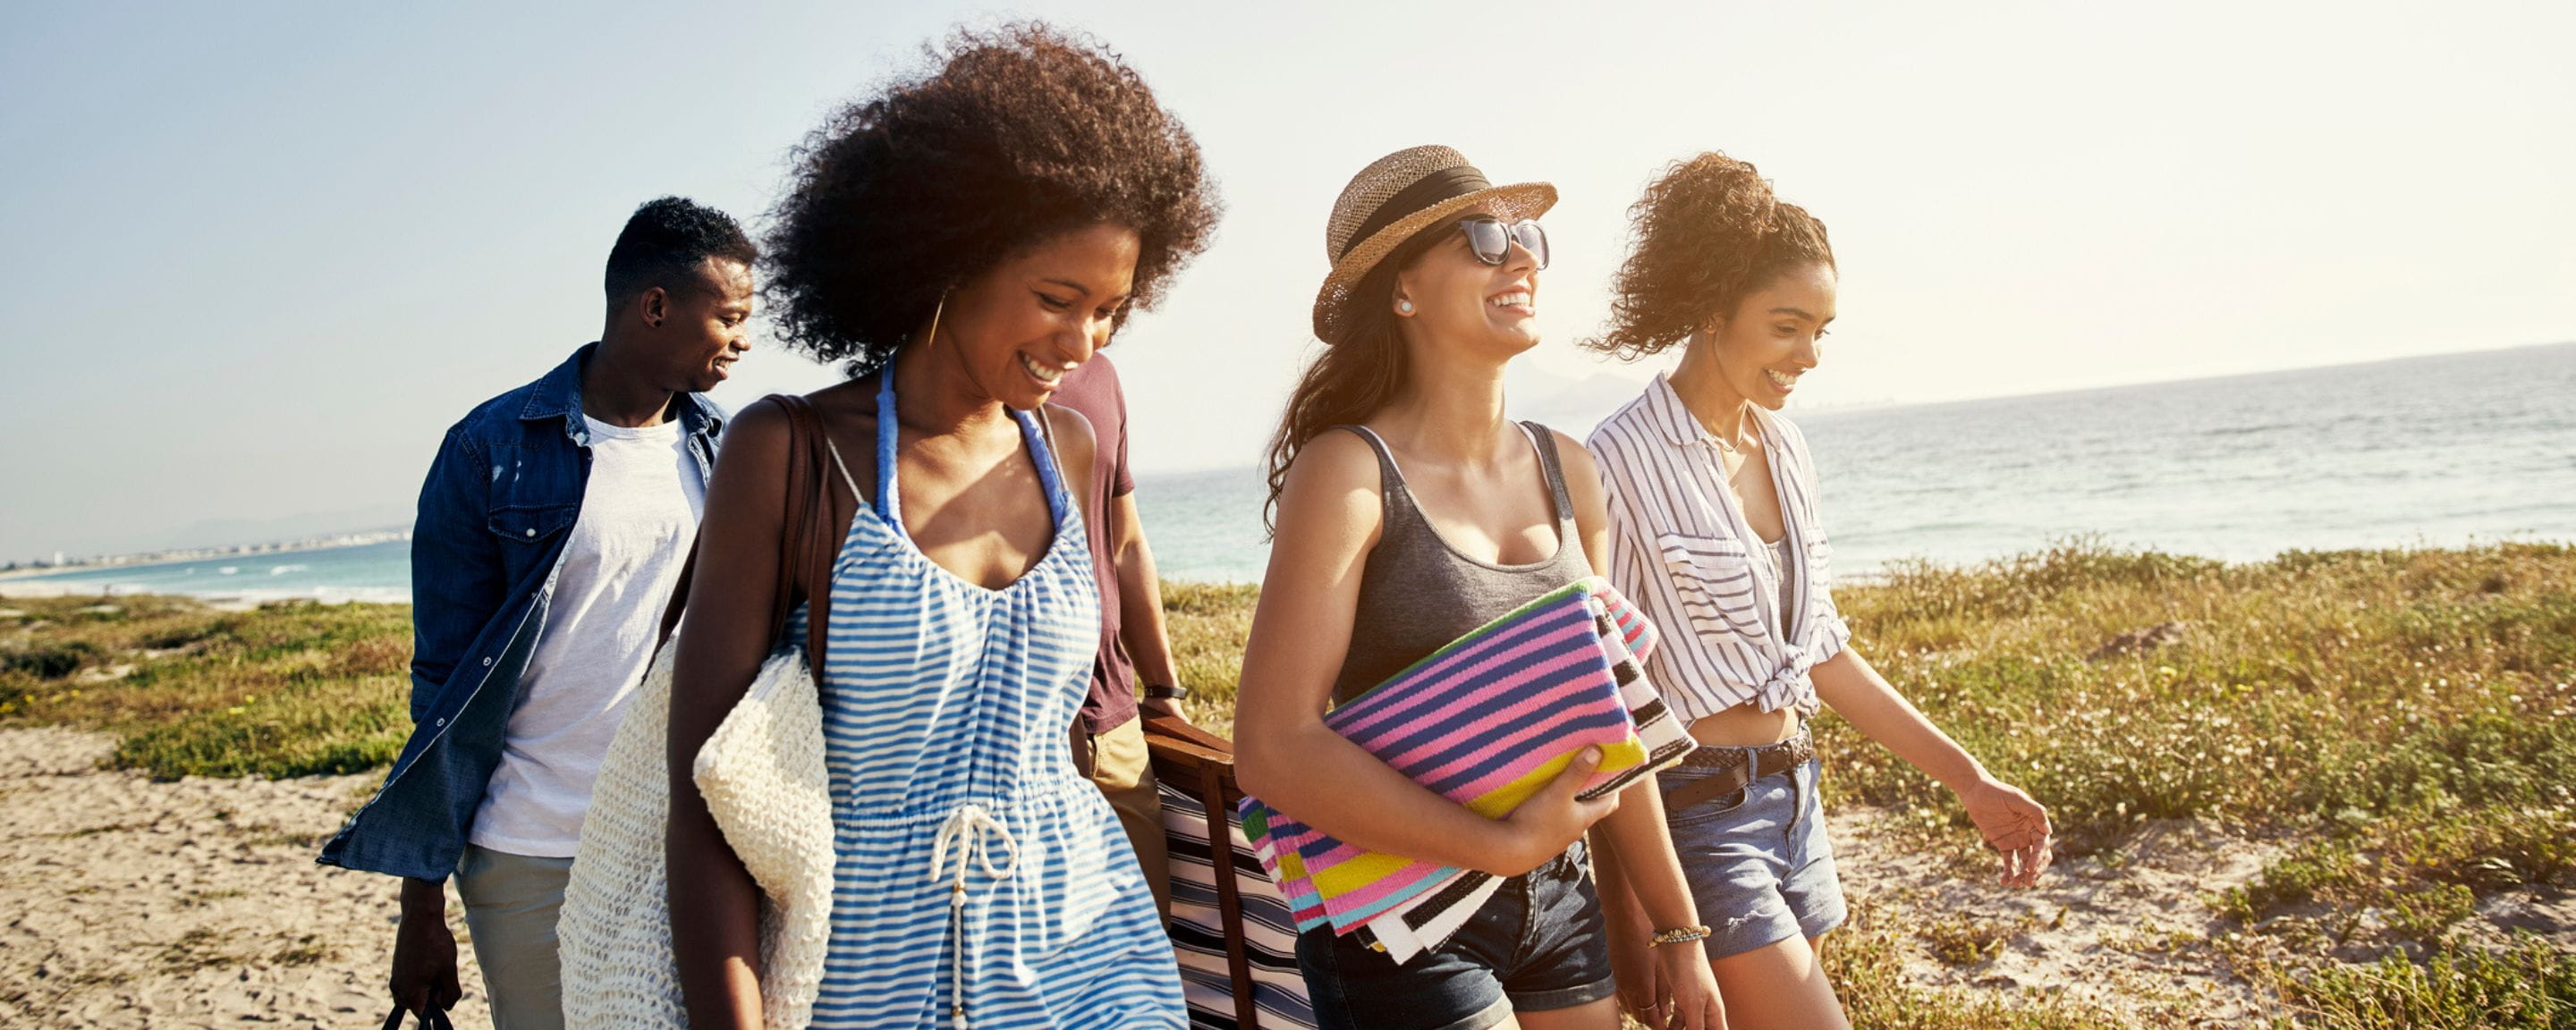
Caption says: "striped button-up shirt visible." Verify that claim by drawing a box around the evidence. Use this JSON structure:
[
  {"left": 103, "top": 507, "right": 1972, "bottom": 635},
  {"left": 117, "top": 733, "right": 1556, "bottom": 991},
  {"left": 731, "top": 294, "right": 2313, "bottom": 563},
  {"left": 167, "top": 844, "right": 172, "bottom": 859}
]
[{"left": 1586, "top": 373, "right": 1852, "bottom": 722}]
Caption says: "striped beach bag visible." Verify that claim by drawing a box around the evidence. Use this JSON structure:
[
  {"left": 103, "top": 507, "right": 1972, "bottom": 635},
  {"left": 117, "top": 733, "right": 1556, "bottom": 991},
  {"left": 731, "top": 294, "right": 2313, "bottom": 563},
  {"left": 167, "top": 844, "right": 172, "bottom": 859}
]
[
  {"left": 1237, "top": 577, "right": 1692, "bottom": 962},
  {"left": 1144, "top": 715, "right": 1317, "bottom": 1030}
]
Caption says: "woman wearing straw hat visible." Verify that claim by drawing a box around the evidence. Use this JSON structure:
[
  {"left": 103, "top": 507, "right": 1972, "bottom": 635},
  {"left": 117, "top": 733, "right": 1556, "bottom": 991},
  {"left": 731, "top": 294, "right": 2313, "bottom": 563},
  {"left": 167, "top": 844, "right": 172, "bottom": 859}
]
[
  {"left": 662, "top": 25, "right": 1216, "bottom": 1030},
  {"left": 1234, "top": 146, "right": 1726, "bottom": 1030},
  {"left": 1583, "top": 153, "right": 2054, "bottom": 1029}
]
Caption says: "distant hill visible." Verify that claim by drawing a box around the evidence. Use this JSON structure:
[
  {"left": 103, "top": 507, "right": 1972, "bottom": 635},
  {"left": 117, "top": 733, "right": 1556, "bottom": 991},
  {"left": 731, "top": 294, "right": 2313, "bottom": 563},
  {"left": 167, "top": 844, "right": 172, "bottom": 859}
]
[{"left": 156, "top": 505, "right": 413, "bottom": 553}]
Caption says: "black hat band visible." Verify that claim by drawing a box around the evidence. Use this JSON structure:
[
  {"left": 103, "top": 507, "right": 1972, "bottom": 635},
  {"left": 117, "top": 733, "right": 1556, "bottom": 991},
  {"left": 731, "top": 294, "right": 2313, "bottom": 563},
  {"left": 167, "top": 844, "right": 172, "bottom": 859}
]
[{"left": 1339, "top": 165, "right": 1492, "bottom": 262}]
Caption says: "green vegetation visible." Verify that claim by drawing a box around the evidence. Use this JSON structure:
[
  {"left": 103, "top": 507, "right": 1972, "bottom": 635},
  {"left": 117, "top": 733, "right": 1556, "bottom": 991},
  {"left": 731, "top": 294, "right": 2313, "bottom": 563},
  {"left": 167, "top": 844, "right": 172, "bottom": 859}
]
[
  {"left": 1167, "top": 541, "right": 2576, "bottom": 1028},
  {"left": 2282, "top": 939, "right": 2576, "bottom": 1029},
  {"left": 1161, "top": 580, "right": 1258, "bottom": 731},
  {"left": 0, "top": 595, "right": 412, "bottom": 779},
  {"left": 6, "top": 541, "right": 2572, "bottom": 1026},
  {"left": 1823, "top": 541, "right": 2576, "bottom": 1027}
]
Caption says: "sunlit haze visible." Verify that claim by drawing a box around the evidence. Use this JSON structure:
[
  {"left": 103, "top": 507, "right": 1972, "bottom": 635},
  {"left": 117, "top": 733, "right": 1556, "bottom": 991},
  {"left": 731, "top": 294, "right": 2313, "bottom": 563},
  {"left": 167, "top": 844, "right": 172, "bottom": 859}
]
[{"left": 3, "top": 1, "right": 2569, "bottom": 559}]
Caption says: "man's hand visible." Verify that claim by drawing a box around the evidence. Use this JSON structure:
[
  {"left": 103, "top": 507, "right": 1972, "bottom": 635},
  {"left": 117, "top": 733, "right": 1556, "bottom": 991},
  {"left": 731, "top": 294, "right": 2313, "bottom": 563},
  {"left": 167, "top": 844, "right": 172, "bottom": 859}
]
[
  {"left": 1140, "top": 694, "right": 1193, "bottom": 726},
  {"left": 389, "top": 877, "right": 461, "bottom": 1017}
]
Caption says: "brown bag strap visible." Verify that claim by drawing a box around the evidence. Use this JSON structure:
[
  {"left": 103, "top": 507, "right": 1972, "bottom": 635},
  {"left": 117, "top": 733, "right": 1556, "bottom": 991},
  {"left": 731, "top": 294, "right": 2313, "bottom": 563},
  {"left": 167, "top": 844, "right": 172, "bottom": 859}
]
[
  {"left": 770, "top": 394, "right": 839, "bottom": 683},
  {"left": 652, "top": 394, "right": 842, "bottom": 681}
]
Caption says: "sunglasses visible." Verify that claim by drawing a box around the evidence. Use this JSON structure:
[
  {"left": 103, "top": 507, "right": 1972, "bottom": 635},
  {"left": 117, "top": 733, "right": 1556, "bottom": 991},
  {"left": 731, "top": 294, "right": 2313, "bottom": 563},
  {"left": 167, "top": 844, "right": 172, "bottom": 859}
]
[{"left": 1459, "top": 217, "right": 1549, "bottom": 269}]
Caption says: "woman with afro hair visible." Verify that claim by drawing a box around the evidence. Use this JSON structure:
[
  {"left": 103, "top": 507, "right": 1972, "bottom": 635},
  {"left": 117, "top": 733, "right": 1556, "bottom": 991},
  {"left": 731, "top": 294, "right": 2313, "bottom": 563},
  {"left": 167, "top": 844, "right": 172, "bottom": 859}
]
[
  {"left": 1582, "top": 153, "right": 2052, "bottom": 1029},
  {"left": 663, "top": 24, "right": 1216, "bottom": 1029}
]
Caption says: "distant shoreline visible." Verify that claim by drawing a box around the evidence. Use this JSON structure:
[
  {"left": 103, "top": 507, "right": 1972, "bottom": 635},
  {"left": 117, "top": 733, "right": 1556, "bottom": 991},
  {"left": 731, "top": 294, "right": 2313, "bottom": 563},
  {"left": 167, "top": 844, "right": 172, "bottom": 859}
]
[{"left": 0, "top": 531, "right": 409, "bottom": 584}]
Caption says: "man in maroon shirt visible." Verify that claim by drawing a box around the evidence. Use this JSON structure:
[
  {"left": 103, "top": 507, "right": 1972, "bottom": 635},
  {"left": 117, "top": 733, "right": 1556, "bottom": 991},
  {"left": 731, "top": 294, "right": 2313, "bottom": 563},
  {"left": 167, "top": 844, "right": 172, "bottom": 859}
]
[{"left": 1051, "top": 351, "right": 1190, "bottom": 916}]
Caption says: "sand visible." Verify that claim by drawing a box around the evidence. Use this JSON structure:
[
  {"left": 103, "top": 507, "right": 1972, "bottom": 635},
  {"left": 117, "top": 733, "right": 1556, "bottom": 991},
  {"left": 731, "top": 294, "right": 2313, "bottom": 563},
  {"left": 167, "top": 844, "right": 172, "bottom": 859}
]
[
  {"left": 6, "top": 723, "right": 2567, "bottom": 1028},
  {"left": 1830, "top": 806, "right": 2284, "bottom": 1025},
  {"left": 1827, "top": 806, "right": 2576, "bottom": 1026},
  {"left": 0, "top": 728, "right": 491, "bottom": 1029}
]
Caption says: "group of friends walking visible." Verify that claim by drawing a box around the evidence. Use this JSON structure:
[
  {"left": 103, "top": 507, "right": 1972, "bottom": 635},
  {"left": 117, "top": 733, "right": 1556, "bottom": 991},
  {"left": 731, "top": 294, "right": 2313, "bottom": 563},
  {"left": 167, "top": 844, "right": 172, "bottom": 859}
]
[{"left": 321, "top": 22, "right": 2054, "bottom": 1030}]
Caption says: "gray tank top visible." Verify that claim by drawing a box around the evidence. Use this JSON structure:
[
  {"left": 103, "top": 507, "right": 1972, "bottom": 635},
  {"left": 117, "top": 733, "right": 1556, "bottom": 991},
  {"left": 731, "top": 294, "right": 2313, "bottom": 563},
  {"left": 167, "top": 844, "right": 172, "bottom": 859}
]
[{"left": 1329, "top": 422, "right": 1596, "bottom": 705}]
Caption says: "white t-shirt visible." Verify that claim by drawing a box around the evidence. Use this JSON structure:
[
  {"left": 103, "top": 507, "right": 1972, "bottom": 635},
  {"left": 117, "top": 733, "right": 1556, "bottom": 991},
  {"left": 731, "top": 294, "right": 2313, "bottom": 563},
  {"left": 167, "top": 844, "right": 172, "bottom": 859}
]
[{"left": 470, "top": 415, "right": 703, "bottom": 857}]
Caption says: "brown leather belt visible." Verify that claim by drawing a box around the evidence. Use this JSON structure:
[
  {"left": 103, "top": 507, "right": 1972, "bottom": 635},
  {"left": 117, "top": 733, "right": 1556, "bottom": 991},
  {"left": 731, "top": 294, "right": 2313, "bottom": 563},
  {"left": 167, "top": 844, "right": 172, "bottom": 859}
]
[{"left": 1662, "top": 730, "right": 1816, "bottom": 812}]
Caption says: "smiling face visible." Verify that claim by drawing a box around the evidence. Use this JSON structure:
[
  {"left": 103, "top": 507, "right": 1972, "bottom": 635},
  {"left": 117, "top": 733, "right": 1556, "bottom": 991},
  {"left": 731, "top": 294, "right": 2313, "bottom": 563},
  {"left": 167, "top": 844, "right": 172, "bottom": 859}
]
[
  {"left": 1390, "top": 209, "right": 1544, "bottom": 359},
  {"left": 1704, "top": 261, "right": 1837, "bottom": 409},
  {"left": 652, "top": 258, "right": 755, "bottom": 392},
  {"left": 936, "top": 221, "right": 1140, "bottom": 410}
]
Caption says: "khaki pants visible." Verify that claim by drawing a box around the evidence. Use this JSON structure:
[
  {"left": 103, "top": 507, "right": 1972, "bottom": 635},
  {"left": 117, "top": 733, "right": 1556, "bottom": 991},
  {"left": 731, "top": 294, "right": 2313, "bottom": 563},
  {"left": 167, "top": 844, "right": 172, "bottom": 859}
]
[
  {"left": 1072, "top": 713, "right": 1171, "bottom": 918},
  {"left": 454, "top": 844, "right": 572, "bottom": 1030}
]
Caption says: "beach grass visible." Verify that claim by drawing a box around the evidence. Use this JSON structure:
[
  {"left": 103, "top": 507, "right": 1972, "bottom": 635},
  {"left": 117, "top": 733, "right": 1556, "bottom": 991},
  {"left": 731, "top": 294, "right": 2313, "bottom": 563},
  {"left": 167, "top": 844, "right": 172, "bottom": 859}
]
[
  {"left": 4, "top": 541, "right": 2572, "bottom": 1026},
  {"left": 0, "top": 595, "right": 411, "bottom": 779}
]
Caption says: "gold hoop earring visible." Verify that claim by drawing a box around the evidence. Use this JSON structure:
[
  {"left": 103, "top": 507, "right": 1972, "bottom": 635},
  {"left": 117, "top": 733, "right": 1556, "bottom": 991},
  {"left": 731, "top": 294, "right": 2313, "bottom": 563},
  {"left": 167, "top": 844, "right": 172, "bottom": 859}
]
[{"left": 919, "top": 292, "right": 948, "bottom": 347}]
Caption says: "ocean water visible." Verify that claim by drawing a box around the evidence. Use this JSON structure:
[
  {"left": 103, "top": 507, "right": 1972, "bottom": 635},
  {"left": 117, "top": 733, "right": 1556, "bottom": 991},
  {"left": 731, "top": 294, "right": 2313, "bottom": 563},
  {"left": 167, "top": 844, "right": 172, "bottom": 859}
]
[
  {"left": 13, "top": 343, "right": 2570, "bottom": 602},
  {"left": 7, "top": 540, "right": 413, "bottom": 604},
  {"left": 1137, "top": 342, "right": 2576, "bottom": 582}
]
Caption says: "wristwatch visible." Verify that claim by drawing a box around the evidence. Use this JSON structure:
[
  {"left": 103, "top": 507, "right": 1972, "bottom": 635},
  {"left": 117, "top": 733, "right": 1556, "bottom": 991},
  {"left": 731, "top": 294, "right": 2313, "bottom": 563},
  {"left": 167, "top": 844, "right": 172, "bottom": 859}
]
[{"left": 1143, "top": 683, "right": 1189, "bottom": 701}]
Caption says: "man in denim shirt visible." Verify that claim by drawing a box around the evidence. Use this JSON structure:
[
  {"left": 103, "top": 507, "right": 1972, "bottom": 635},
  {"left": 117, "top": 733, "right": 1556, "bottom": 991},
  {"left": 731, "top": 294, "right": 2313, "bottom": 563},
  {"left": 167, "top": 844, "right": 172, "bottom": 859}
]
[{"left": 321, "top": 198, "right": 756, "bottom": 1029}]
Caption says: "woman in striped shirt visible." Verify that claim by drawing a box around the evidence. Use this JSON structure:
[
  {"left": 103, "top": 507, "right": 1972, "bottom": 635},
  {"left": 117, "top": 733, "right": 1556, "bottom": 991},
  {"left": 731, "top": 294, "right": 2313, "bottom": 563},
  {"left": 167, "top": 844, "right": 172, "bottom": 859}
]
[{"left": 1584, "top": 153, "right": 2054, "bottom": 1030}]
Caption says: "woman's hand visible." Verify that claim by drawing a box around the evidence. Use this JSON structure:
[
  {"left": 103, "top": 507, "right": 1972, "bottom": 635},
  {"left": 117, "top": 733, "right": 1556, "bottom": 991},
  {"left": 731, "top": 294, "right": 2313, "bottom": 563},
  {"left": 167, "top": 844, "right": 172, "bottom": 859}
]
[
  {"left": 1648, "top": 939, "right": 1726, "bottom": 1029},
  {"left": 1612, "top": 930, "right": 1727, "bottom": 1029},
  {"left": 1606, "top": 897, "right": 1660, "bottom": 1023},
  {"left": 1492, "top": 747, "right": 1620, "bottom": 875},
  {"left": 1959, "top": 777, "right": 2053, "bottom": 888},
  {"left": 1810, "top": 649, "right": 2055, "bottom": 889}
]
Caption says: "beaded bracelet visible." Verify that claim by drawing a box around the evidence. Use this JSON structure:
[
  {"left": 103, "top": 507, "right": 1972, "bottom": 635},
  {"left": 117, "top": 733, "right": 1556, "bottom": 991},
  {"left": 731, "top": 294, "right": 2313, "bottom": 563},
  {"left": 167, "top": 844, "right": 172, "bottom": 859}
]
[{"left": 1649, "top": 924, "right": 1713, "bottom": 947}]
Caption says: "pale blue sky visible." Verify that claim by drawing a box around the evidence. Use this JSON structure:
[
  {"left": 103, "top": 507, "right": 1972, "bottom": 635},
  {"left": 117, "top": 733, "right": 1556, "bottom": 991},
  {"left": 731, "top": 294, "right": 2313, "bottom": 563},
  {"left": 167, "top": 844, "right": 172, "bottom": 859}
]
[{"left": 4, "top": 1, "right": 2571, "bottom": 560}]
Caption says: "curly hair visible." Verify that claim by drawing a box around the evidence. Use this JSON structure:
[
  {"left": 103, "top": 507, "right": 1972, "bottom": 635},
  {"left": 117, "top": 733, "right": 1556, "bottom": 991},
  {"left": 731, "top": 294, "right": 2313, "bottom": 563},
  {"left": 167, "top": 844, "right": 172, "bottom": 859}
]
[
  {"left": 762, "top": 23, "right": 1220, "bottom": 376},
  {"left": 1586, "top": 153, "right": 1833, "bottom": 360},
  {"left": 603, "top": 196, "right": 756, "bottom": 303}
]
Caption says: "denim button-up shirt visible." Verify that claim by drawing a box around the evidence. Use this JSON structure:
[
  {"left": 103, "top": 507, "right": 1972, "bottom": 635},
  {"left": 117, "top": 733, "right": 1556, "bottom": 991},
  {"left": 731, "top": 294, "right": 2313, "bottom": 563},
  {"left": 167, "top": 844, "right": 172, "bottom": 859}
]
[{"left": 318, "top": 343, "right": 722, "bottom": 881}]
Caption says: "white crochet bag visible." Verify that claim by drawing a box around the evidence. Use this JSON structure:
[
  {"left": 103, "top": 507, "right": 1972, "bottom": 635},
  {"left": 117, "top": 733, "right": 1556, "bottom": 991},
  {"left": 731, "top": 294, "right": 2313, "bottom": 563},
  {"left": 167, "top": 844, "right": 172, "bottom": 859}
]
[{"left": 558, "top": 395, "right": 841, "bottom": 1029}]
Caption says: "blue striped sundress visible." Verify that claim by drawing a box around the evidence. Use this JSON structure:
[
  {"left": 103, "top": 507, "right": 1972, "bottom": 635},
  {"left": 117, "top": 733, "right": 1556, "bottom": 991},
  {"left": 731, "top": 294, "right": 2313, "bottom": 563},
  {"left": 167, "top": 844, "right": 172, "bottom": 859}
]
[{"left": 795, "top": 367, "right": 1185, "bottom": 1028}]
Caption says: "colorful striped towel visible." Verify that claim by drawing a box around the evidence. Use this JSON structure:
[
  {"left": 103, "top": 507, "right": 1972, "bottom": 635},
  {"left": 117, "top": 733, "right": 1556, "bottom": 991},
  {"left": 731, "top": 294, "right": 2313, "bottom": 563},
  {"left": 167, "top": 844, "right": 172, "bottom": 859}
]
[{"left": 1239, "top": 577, "right": 1691, "bottom": 960}]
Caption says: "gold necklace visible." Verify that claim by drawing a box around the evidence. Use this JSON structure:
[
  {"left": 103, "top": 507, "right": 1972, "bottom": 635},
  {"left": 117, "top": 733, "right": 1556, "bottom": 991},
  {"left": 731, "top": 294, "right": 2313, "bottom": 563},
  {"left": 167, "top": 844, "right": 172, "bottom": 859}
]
[{"left": 1709, "top": 416, "right": 1758, "bottom": 456}]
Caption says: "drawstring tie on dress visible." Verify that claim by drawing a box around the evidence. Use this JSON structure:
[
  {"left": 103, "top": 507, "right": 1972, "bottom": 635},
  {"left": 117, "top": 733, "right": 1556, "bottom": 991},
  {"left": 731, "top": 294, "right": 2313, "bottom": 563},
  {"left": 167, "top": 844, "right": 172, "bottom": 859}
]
[{"left": 926, "top": 804, "right": 1018, "bottom": 1029}]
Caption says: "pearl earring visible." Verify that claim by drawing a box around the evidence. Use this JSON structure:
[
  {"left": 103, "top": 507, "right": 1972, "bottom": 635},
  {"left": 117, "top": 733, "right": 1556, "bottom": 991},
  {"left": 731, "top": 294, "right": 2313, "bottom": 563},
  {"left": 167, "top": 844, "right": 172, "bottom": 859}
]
[{"left": 1397, "top": 300, "right": 1414, "bottom": 315}]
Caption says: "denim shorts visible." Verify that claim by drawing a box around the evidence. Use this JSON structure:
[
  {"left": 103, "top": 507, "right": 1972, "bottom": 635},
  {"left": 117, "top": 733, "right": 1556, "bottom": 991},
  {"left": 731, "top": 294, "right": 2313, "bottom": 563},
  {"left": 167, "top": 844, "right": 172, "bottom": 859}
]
[
  {"left": 1662, "top": 756, "right": 1847, "bottom": 959},
  {"left": 1296, "top": 841, "right": 1617, "bottom": 1030}
]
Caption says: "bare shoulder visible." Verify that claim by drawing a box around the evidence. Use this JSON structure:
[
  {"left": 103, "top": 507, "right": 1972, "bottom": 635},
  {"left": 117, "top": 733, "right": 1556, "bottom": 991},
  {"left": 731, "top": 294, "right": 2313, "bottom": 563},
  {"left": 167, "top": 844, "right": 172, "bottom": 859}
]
[
  {"left": 1040, "top": 402, "right": 1099, "bottom": 508},
  {"left": 714, "top": 396, "right": 797, "bottom": 463},
  {"left": 1544, "top": 427, "right": 1604, "bottom": 487},
  {"left": 1041, "top": 402, "right": 1097, "bottom": 474},
  {"left": 1041, "top": 401, "right": 1097, "bottom": 453},
  {"left": 1275, "top": 428, "right": 1385, "bottom": 549},
  {"left": 1281, "top": 427, "right": 1383, "bottom": 503},
  {"left": 1543, "top": 426, "right": 1614, "bottom": 555}
]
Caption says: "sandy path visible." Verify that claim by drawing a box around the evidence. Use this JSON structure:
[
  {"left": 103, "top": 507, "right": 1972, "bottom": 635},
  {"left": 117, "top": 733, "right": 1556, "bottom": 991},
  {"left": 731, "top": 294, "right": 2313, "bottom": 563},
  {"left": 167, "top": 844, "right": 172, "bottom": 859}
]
[
  {"left": 1826, "top": 806, "right": 2576, "bottom": 1027},
  {"left": 0, "top": 728, "right": 492, "bottom": 1029},
  {"left": 11, "top": 722, "right": 2566, "bottom": 1029},
  {"left": 1828, "top": 807, "right": 2284, "bottom": 1025}
]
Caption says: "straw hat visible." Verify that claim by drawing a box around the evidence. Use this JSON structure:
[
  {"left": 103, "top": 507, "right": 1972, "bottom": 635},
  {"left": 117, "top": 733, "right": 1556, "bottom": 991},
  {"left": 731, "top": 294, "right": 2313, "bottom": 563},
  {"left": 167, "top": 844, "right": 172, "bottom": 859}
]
[{"left": 1313, "top": 145, "right": 1555, "bottom": 343}]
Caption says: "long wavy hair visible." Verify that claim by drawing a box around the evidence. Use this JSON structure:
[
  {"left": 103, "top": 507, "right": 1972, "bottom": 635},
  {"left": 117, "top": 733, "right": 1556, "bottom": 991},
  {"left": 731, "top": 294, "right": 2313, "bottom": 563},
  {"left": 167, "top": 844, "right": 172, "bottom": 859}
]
[{"left": 1261, "top": 223, "right": 1453, "bottom": 534}]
